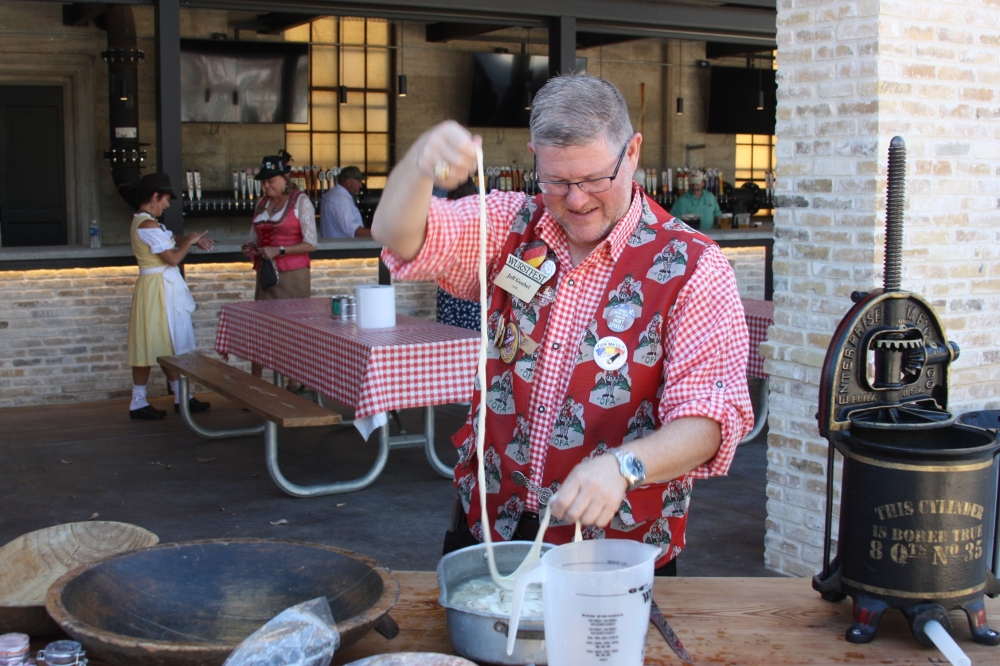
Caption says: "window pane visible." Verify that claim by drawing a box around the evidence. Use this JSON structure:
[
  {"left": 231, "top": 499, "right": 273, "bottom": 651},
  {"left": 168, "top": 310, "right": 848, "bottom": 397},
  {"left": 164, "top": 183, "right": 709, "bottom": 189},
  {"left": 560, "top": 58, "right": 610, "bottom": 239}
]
[
  {"left": 284, "top": 25, "right": 310, "bottom": 42},
  {"left": 366, "top": 48, "right": 389, "bottom": 89},
  {"left": 367, "top": 19, "right": 389, "bottom": 46},
  {"left": 341, "top": 17, "right": 365, "bottom": 44},
  {"left": 366, "top": 92, "right": 388, "bottom": 132},
  {"left": 341, "top": 91, "right": 365, "bottom": 131},
  {"left": 312, "top": 90, "right": 338, "bottom": 131},
  {"left": 753, "top": 145, "right": 770, "bottom": 168},
  {"left": 341, "top": 133, "right": 366, "bottom": 165},
  {"left": 312, "top": 17, "right": 337, "bottom": 43},
  {"left": 343, "top": 46, "right": 366, "bottom": 88},
  {"left": 312, "top": 133, "right": 338, "bottom": 167},
  {"left": 735, "top": 145, "right": 752, "bottom": 168},
  {"left": 285, "top": 132, "right": 311, "bottom": 166},
  {"left": 312, "top": 45, "right": 338, "bottom": 87},
  {"left": 366, "top": 133, "right": 388, "bottom": 173}
]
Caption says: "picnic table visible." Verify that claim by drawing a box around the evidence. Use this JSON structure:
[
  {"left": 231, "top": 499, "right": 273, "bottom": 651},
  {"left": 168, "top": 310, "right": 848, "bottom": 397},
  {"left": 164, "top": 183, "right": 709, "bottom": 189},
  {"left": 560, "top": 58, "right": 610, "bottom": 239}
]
[{"left": 216, "top": 298, "right": 479, "bottom": 493}]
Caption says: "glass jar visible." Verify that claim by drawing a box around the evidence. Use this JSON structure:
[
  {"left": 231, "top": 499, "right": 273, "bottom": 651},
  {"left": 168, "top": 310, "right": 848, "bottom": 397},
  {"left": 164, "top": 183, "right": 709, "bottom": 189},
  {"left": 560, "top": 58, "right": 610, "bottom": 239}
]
[
  {"left": 0, "top": 633, "right": 29, "bottom": 666},
  {"left": 36, "top": 640, "right": 86, "bottom": 666}
]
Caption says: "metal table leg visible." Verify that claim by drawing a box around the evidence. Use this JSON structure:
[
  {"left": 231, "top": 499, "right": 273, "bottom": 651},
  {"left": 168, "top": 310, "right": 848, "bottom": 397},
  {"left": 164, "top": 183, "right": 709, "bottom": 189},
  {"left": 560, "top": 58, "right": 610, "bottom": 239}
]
[
  {"left": 265, "top": 421, "right": 391, "bottom": 497},
  {"left": 741, "top": 378, "right": 769, "bottom": 444}
]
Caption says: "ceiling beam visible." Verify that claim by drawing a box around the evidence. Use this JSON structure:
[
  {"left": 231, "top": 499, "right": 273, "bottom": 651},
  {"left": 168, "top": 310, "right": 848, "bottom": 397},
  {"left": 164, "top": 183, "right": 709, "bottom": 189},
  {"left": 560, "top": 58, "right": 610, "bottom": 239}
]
[
  {"left": 232, "top": 12, "right": 320, "bottom": 34},
  {"left": 181, "top": 0, "right": 776, "bottom": 44},
  {"left": 62, "top": 2, "right": 111, "bottom": 27},
  {"left": 425, "top": 22, "right": 506, "bottom": 43}
]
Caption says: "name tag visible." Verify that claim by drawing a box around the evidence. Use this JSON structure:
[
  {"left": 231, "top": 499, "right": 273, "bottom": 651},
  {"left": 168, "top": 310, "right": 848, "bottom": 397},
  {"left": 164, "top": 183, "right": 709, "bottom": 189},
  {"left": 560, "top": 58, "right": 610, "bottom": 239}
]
[{"left": 494, "top": 254, "right": 547, "bottom": 301}]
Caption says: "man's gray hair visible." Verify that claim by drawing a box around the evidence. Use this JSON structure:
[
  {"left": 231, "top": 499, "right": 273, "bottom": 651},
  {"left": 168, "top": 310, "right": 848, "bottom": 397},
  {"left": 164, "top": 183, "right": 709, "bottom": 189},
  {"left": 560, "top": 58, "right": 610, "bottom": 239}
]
[{"left": 529, "top": 75, "right": 634, "bottom": 152}]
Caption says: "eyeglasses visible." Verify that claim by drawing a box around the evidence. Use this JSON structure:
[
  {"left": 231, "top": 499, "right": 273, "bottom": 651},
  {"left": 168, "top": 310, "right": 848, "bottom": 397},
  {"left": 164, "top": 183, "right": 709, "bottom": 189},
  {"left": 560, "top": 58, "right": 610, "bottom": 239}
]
[{"left": 535, "top": 141, "right": 630, "bottom": 196}]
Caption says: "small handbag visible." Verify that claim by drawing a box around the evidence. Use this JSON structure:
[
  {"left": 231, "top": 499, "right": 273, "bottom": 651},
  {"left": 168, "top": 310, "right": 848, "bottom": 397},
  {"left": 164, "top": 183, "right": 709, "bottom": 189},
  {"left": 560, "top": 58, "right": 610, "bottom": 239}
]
[{"left": 259, "top": 257, "right": 279, "bottom": 291}]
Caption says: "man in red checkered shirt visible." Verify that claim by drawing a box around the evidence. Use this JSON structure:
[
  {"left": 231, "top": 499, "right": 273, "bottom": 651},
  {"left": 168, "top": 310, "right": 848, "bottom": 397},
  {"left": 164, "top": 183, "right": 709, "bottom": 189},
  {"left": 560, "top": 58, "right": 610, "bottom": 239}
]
[{"left": 374, "top": 76, "right": 753, "bottom": 574}]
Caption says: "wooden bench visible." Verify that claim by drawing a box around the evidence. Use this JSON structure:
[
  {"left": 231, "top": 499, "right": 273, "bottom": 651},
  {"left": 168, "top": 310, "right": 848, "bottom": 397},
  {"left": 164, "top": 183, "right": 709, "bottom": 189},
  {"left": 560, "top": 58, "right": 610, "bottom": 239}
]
[{"left": 158, "top": 353, "right": 362, "bottom": 498}]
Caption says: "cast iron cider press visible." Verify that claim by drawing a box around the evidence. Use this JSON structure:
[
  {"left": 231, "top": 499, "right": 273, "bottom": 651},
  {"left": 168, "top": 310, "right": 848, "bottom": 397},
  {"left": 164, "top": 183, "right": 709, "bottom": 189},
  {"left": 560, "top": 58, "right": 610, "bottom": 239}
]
[{"left": 812, "top": 137, "right": 1000, "bottom": 647}]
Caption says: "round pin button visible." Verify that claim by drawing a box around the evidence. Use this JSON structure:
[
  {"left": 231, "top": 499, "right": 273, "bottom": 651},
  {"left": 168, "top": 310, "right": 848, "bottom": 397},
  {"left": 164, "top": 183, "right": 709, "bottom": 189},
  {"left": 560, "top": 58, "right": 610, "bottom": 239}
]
[
  {"left": 593, "top": 336, "right": 628, "bottom": 371},
  {"left": 606, "top": 305, "right": 636, "bottom": 333}
]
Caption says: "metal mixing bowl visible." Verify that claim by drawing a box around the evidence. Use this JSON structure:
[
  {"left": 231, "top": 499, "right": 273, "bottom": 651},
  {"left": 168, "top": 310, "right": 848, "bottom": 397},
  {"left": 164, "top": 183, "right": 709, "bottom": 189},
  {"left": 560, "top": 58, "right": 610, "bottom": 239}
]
[{"left": 438, "top": 541, "right": 552, "bottom": 666}]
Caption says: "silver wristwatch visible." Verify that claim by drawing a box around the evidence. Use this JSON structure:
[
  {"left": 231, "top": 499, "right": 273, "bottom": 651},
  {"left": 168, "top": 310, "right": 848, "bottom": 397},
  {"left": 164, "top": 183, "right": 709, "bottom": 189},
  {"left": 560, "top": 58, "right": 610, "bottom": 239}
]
[{"left": 612, "top": 449, "right": 646, "bottom": 492}]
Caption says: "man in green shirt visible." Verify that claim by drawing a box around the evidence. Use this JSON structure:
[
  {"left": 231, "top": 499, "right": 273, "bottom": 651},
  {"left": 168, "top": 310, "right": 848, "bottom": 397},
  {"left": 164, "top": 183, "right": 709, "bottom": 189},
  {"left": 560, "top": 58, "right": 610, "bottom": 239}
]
[{"left": 670, "top": 171, "right": 721, "bottom": 230}]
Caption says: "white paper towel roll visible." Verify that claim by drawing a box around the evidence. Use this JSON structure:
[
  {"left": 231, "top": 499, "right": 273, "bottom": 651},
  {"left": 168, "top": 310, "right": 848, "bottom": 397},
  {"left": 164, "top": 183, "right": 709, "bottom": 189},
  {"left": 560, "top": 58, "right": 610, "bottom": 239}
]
[{"left": 356, "top": 285, "right": 396, "bottom": 328}]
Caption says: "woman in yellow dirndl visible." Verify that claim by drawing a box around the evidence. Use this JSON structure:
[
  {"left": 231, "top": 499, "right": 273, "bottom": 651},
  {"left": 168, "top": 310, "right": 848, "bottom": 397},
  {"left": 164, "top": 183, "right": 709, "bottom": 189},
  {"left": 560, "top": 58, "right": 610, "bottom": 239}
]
[{"left": 124, "top": 173, "right": 214, "bottom": 420}]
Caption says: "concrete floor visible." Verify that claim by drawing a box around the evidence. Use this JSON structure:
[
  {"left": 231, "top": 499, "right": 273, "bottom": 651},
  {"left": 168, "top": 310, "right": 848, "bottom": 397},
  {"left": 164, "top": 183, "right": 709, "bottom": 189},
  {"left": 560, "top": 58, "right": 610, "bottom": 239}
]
[{"left": 0, "top": 383, "right": 782, "bottom": 577}]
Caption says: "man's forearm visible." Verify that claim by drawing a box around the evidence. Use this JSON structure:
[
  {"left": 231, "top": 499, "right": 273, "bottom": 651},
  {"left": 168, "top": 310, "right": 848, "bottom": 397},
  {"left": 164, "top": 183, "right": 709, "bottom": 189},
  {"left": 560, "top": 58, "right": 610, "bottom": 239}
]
[
  {"left": 371, "top": 147, "right": 434, "bottom": 261},
  {"left": 624, "top": 416, "right": 721, "bottom": 485}
]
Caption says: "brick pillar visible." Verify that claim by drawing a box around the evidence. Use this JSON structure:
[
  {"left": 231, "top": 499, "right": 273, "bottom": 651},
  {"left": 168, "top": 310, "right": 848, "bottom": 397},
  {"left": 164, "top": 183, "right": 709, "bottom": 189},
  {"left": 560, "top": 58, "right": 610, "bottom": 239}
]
[{"left": 766, "top": 0, "right": 1000, "bottom": 576}]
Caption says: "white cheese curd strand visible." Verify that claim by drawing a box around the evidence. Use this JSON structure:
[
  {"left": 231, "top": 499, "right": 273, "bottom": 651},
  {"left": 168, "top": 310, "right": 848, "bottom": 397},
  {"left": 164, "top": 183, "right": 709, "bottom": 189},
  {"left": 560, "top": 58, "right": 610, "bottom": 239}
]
[
  {"left": 474, "top": 146, "right": 582, "bottom": 591},
  {"left": 475, "top": 146, "right": 552, "bottom": 591}
]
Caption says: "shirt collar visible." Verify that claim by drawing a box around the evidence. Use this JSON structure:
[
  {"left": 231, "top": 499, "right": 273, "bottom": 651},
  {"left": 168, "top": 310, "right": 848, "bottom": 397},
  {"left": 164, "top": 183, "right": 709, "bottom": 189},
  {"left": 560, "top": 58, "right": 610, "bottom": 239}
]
[{"left": 536, "top": 182, "right": 645, "bottom": 265}]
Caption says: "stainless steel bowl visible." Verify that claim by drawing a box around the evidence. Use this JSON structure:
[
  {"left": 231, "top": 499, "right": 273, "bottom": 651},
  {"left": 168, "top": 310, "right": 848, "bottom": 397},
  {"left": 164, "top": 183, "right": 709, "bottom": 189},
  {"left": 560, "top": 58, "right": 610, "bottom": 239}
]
[{"left": 438, "top": 542, "right": 552, "bottom": 666}]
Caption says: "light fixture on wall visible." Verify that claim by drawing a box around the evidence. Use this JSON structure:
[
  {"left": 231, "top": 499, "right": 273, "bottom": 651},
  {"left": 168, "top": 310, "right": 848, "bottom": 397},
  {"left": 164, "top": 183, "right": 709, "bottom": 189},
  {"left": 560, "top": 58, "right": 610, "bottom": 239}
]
[
  {"left": 675, "top": 44, "right": 684, "bottom": 115},
  {"left": 398, "top": 21, "right": 407, "bottom": 97},
  {"left": 756, "top": 63, "right": 765, "bottom": 111}
]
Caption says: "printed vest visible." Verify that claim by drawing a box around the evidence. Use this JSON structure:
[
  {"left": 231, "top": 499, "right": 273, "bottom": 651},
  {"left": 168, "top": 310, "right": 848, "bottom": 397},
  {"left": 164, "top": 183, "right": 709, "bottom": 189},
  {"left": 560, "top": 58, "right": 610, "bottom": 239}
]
[
  {"left": 253, "top": 189, "right": 310, "bottom": 272},
  {"left": 451, "top": 193, "right": 714, "bottom": 563}
]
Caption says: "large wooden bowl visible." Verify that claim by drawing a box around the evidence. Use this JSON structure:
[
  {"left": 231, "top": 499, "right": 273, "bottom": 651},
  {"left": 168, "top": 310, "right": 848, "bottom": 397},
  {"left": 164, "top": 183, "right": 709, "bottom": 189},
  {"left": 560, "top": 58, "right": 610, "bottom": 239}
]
[
  {"left": 46, "top": 539, "right": 399, "bottom": 666},
  {"left": 0, "top": 522, "right": 159, "bottom": 636}
]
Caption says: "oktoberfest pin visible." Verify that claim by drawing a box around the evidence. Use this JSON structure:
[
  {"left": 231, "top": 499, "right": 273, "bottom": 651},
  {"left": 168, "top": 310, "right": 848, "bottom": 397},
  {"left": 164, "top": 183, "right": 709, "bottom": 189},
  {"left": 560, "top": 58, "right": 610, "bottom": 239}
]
[
  {"left": 500, "top": 322, "right": 521, "bottom": 364},
  {"left": 593, "top": 336, "right": 628, "bottom": 371},
  {"left": 606, "top": 304, "right": 636, "bottom": 333}
]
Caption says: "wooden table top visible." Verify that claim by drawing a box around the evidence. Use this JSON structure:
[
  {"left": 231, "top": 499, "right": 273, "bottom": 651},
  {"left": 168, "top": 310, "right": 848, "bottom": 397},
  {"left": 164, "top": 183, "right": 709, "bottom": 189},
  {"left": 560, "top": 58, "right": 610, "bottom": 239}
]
[
  {"left": 333, "top": 572, "right": 1000, "bottom": 665},
  {"left": 38, "top": 572, "right": 1000, "bottom": 665}
]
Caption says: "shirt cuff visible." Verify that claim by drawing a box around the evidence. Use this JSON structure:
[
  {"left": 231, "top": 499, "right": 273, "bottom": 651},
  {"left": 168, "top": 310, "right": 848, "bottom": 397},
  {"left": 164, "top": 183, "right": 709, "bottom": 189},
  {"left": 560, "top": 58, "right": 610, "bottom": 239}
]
[{"left": 660, "top": 397, "right": 747, "bottom": 480}]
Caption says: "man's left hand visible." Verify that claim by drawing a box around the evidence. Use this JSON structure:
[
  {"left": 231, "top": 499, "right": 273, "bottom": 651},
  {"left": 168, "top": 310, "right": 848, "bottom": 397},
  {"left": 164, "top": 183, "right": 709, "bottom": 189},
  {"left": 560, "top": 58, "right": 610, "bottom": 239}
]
[{"left": 548, "top": 453, "right": 628, "bottom": 528}]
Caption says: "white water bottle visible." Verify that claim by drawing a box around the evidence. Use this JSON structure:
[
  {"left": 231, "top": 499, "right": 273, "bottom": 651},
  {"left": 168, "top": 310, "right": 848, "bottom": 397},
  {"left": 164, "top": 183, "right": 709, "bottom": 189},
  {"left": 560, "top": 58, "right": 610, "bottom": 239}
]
[{"left": 89, "top": 219, "right": 101, "bottom": 248}]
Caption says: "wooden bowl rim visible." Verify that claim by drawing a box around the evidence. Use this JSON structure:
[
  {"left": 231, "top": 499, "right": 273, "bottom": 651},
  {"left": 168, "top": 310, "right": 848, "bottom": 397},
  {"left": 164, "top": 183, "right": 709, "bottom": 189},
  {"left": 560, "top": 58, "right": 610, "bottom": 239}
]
[
  {"left": 0, "top": 521, "right": 159, "bottom": 608},
  {"left": 44, "top": 538, "right": 400, "bottom": 656}
]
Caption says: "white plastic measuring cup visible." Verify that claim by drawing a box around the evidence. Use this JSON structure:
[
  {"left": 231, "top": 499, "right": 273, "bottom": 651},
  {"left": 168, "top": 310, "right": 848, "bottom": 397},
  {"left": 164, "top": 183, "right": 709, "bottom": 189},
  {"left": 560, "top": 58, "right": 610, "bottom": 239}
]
[{"left": 506, "top": 539, "right": 661, "bottom": 665}]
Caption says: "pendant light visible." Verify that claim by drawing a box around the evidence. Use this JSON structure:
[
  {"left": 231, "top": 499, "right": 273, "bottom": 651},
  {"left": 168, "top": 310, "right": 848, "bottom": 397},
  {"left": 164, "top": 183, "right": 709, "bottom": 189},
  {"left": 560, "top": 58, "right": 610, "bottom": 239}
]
[
  {"left": 675, "top": 43, "right": 684, "bottom": 116},
  {"left": 756, "top": 63, "right": 764, "bottom": 110},
  {"left": 339, "top": 22, "right": 348, "bottom": 105},
  {"left": 398, "top": 21, "right": 407, "bottom": 97}
]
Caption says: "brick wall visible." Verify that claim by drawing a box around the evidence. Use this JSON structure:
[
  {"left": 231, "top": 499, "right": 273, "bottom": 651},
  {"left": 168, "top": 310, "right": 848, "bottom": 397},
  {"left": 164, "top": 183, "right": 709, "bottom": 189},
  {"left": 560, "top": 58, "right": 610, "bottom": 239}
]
[
  {"left": 0, "top": 260, "right": 436, "bottom": 407},
  {"left": 767, "top": 0, "right": 1000, "bottom": 576},
  {"left": 721, "top": 246, "right": 767, "bottom": 300}
]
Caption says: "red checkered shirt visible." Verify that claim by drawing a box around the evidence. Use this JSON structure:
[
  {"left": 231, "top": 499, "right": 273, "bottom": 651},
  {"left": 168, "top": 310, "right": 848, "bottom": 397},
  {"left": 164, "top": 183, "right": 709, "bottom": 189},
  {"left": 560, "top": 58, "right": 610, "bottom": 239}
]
[{"left": 383, "top": 184, "right": 753, "bottom": 509}]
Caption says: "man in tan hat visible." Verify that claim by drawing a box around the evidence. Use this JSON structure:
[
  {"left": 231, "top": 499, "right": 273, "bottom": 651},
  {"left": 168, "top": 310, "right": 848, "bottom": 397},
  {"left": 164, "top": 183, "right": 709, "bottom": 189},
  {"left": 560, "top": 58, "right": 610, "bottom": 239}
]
[
  {"left": 320, "top": 166, "right": 372, "bottom": 238},
  {"left": 669, "top": 170, "right": 721, "bottom": 230}
]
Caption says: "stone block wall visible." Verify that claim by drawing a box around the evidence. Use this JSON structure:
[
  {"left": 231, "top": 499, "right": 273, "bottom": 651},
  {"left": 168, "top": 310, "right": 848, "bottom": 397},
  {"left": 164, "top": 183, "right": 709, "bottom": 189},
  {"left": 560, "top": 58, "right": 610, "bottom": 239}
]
[
  {"left": 0, "top": 260, "right": 436, "bottom": 407},
  {"left": 767, "top": 0, "right": 1000, "bottom": 577},
  {"left": 721, "top": 246, "right": 767, "bottom": 301}
]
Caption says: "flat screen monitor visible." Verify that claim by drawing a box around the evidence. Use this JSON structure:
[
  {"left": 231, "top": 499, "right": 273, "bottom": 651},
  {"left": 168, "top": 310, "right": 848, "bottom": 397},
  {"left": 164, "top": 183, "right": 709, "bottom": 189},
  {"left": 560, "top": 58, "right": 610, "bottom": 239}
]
[
  {"left": 469, "top": 53, "right": 588, "bottom": 128},
  {"left": 180, "top": 39, "right": 309, "bottom": 123},
  {"left": 706, "top": 66, "right": 776, "bottom": 135}
]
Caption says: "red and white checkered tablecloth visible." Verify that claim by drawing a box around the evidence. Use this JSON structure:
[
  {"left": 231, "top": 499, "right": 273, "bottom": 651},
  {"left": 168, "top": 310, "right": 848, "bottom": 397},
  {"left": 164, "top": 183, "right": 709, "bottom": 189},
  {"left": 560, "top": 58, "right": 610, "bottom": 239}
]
[
  {"left": 215, "top": 298, "right": 480, "bottom": 419},
  {"left": 741, "top": 298, "right": 773, "bottom": 379}
]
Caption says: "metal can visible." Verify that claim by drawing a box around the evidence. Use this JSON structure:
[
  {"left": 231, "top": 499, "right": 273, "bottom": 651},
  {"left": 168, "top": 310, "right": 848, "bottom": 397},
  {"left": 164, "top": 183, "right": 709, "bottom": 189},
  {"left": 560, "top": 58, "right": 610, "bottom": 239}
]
[{"left": 331, "top": 296, "right": 341, "bottom": 317}]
